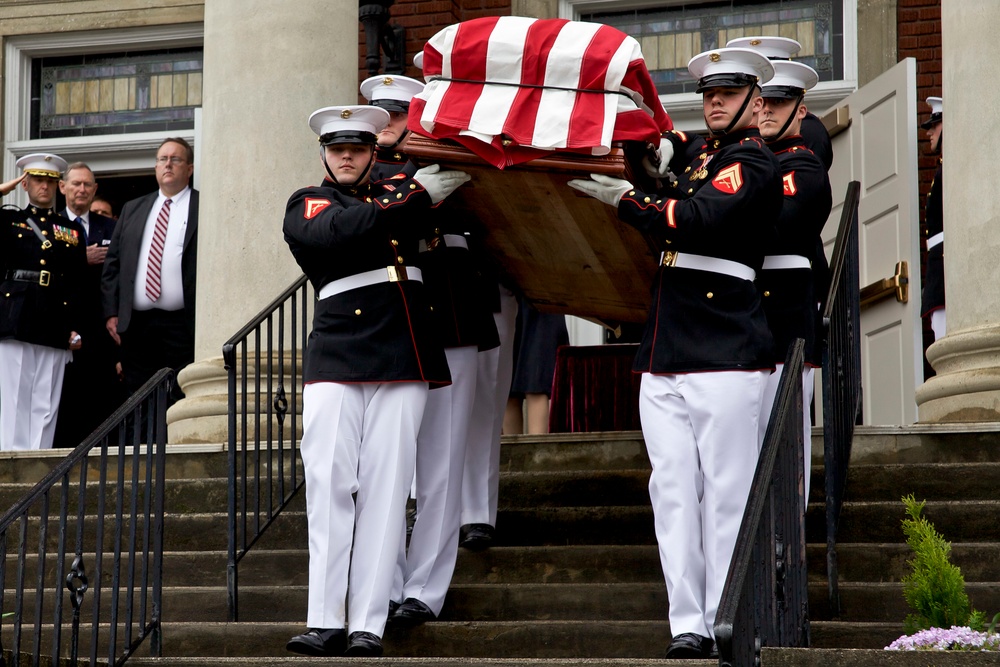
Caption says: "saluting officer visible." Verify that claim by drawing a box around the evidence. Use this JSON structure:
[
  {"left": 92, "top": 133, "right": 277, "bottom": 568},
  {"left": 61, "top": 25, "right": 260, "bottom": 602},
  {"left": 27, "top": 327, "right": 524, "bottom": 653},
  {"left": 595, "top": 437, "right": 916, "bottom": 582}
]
[
  {"left": 920, "top": 96, "right": 945, "bottom": 341},
  {"left": 283, "top": 105, "right": 469, "bottom": 658},
  {"left": 0, "top": 153, "right": 86, "bottom": 451},
  {"left": 756, "top": 58, "right": 833, "bottom": 501},
  {"left": 569, "top": 48, "right": 782, "bottom": 659},
  {"left": 359, "top": 73, "right": 502, "bottom": 628}
]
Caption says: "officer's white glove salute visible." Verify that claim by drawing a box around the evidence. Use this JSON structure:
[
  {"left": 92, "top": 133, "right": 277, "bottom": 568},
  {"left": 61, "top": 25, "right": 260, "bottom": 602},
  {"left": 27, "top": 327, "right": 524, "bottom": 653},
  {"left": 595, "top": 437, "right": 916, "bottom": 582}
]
[
  {"left": 641, "top": 136, "right": 676, "bottom": 179},
  {"left": 567, "top": 173, "right": 633, "bottom": 208},
  {"left": 414, "top": 164, "right": 471, "bottom": 204}
]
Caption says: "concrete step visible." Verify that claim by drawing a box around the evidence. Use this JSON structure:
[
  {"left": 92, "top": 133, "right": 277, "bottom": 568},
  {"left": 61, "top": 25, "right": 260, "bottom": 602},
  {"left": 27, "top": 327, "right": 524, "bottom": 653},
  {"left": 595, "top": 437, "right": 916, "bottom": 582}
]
[
  {"left": 157, "top": 620, "right": 674, "bottom": 658},
  {"left": 836, "top": 462, "right": 1000, "bottom": 501},
  {"left": 806, "top": 500, "right": 1000, "bottom": 543},
  {"left": 128, "top": 660, "right": 712, "bottom": 667},
  {"left": 0, "top": 477, "right": 303, "bottom": 516},
  {"left": 0, "top": 444, "right": 233, "bottom": 484},
  {"left": 844, "top": 424, "right": 1000, "bottom": 464},
  {"left": 497, "top": 470, "right": 650, "bottom": 508},
  {"left": 807, "top": 542, "right": 1000, "bottom": 583}
]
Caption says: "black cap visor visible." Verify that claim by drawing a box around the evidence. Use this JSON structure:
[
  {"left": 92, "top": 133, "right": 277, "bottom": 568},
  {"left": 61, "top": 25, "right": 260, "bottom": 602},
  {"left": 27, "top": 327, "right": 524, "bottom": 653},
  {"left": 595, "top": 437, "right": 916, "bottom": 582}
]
[
  {"left": 920, "top": 112, "right": 942, "bottom": 130},
  {"left": 697, "top": 73, "right": 758, "bottom": 93},
  {"left": 761, "top": 85, "right": 805, "bottom": 100},
  {"left": 371, "top": 99, "right": 410, "bottom": 114},
  {"left": 319, "top": 130, "right": 378, "bottom": 146}
]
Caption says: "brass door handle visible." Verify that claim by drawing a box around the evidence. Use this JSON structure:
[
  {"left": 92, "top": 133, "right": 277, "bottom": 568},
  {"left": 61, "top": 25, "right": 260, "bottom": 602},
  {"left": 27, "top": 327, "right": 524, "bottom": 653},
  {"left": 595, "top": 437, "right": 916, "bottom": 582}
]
[{"left": 860, "top": 260, "right": 909, "bottom": 308}]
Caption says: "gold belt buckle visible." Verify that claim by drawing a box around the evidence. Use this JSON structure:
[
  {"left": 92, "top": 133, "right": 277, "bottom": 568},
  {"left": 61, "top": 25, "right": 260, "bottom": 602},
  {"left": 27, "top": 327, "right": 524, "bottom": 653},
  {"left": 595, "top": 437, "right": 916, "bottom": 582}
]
[
  {"left": 39, "top": 270, "right": 51, "bottom": 287},
  {"left": 662, "top": 250, "right": 678, "bottom": 267},
  {"left": 387, "top": 265, "right": 408, "bottom": 282}
]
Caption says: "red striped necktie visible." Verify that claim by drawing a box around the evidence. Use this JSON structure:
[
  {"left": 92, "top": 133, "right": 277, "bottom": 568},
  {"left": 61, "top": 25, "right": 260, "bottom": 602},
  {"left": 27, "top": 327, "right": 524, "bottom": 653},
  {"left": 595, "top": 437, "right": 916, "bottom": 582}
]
[{"left": 144, "top": 198, "right": 172, "bottom": 302}]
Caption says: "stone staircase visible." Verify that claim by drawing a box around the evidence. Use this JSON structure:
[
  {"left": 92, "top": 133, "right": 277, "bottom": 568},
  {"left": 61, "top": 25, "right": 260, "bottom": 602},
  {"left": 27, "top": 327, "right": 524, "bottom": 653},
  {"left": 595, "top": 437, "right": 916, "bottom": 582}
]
[{"left": 2, "top": 425, "right": 1000, "bottom": 666}]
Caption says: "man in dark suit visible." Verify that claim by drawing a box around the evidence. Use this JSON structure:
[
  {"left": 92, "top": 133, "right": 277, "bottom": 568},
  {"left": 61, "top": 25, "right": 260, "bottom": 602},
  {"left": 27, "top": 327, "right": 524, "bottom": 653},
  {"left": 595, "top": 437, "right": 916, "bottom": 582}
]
[
  {"left": 101, "top": 137, "right": 198, "bottom": 402},
  {"left": 54, "top": 163, "right": 120, "bottom": 447}
]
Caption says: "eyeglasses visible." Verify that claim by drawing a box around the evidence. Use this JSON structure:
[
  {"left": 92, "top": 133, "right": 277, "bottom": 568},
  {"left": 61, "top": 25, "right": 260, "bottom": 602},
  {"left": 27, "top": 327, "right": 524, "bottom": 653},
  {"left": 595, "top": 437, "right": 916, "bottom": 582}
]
[{"left": 155, "top": 156, "right": 188, "bottom": 165}]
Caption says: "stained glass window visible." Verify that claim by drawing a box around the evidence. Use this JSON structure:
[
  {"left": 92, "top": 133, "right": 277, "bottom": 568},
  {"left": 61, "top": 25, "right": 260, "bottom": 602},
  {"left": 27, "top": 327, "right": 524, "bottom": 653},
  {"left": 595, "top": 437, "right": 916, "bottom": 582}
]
[
  {"left": 31, "top": 48, "right": 203, "bottom": 139},
  {"left": 581, "top": 0, "right": 843, "bottom": 96}
]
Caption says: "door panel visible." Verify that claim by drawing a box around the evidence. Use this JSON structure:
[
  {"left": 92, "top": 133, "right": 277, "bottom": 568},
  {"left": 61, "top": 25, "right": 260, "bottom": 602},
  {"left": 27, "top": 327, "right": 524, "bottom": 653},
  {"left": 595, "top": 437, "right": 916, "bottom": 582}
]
[{"left": 822, "top": 57, "right": 921, "bottom": 425}]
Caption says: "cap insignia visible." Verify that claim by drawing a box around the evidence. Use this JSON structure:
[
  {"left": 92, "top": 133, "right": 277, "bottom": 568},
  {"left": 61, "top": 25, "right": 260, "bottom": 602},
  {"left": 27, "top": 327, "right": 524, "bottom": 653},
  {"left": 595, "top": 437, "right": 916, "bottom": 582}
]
[
  {"left": 709, "top": 53, "right": 721, "bottom": 62},
  {"left": 383, "top": 76, "right": 394, "bottom": 86},
  {"left": 341, "top": 109, "right": 352, "bottom": 119},
  {"left": 750, "top": 39, "right": 761, "bottom": 46}
]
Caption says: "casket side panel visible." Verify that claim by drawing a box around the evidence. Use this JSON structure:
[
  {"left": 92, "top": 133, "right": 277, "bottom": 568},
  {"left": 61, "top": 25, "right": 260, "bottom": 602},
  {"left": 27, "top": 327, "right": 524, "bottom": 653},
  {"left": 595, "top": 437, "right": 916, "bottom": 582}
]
[{"left": 403, "top": 135, "right": 659, "bottom": 323}]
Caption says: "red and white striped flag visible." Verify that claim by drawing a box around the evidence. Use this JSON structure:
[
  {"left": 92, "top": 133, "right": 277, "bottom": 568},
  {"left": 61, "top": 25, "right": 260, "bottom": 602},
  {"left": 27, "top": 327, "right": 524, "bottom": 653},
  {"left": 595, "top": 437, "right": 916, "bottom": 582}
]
[{"left": 409, "top": 16, "right": 673, "bottom": 169}]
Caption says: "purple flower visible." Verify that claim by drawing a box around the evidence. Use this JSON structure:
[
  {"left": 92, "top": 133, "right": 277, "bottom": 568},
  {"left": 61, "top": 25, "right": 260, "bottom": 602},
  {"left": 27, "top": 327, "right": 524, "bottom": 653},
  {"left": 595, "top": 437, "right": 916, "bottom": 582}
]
[{"left": 886, "top": 626, "right": 1000, "bottom": 651}]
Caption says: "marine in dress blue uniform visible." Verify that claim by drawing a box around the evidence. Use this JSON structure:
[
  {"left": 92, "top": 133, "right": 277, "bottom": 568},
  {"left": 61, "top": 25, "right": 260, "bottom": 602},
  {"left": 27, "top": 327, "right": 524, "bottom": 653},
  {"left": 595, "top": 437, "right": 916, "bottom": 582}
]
[
  {"left": 729, "top": 36, "right": 834, "bottom": 330},
  {"left": 919, "top": 96, "right": 945, "bottom": 340},
  {"left": 360, "top": 73, "right": 501, "bottom": 627},
  {"left": 756, "top": 59, "right": 833, "bottom": 501},
  {"left": 0, "top": 153, "right": 86, "bottom": 451},
  {"left": 284, "top": 105, "right": 470, "bottom": 658},
  {"left": 569, "top": 47, "right": 782, "bottom": 659}
]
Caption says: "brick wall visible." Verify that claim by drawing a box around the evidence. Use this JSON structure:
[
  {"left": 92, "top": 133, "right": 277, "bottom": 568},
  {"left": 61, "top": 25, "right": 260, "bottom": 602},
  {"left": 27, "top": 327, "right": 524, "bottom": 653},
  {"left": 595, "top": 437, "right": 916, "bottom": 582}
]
[
  {"left": 357, "top": 0, "right": 512, "bottom": 94},
  {"left": 898, "top": 0, "right": 941, "bottom": 376}
]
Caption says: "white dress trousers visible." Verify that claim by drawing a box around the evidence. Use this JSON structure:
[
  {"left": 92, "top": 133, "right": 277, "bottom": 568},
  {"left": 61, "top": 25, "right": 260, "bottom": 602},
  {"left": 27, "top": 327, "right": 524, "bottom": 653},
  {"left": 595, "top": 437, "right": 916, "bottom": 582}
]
[
  {"left": 460, "top": 285, "right": 518, "bottom": 527},
  {"left": 930, "top": 308, "right": 946, "bottom": 341},
  {"left": 301, "top": 380, "right": 427, "bottom": 636},
  {"left": 396, "top": 345, "right": 478, "bottom": 615},
  {"left": 640, "top": 369, "right": 767, "bottom": 639},
  {"left": 0, "top": 340, "right": 72, "bottom": 451},
  {"left": 759, "top": 365, "right": 816, "bottom": 501}
]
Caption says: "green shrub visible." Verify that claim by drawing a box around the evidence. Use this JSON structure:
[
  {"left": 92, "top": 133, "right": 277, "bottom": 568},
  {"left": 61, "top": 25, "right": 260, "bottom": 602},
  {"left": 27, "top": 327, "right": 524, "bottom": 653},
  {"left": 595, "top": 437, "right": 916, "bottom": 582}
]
[{"left": 900, "top": 494, "right": 985, "bottom": 633}]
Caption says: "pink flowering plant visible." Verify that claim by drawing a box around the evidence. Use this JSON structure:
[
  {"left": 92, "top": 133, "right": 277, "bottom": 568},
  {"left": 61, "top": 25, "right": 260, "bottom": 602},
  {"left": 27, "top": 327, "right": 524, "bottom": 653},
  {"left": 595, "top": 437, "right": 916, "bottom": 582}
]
[{"left": 885, "top": 495, "right": 999, "bottom": 651}]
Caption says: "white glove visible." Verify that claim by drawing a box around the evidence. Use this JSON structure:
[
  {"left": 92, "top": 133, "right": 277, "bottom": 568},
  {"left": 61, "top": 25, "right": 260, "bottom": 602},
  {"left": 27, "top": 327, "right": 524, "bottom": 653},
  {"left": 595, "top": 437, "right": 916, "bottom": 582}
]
[
  {"left": 641, "top": 137, "right": 676, "bottom": 179},
  {"left": 567, "top": 173, "right": 633, "bottom": 208},
  {"left": 413, "top": 164, "right": 471, "bottom": 204}
]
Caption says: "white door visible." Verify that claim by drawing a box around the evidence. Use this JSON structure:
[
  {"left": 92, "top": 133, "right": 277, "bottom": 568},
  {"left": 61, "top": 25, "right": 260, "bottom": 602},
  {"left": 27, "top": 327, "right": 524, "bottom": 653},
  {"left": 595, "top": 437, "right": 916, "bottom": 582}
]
[{"left": 823, "top": 57, "right": 922, "bottom": 425}]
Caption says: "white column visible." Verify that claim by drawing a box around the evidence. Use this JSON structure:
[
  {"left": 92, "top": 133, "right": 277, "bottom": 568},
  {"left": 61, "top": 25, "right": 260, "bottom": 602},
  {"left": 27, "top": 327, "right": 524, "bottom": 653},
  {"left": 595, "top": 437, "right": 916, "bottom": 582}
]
[
  {"left": 168, "top": 0, "right": 358, "bottom": 442},
  {"left": 915, "top": 0, "right": 1000, "bottom": 421}
]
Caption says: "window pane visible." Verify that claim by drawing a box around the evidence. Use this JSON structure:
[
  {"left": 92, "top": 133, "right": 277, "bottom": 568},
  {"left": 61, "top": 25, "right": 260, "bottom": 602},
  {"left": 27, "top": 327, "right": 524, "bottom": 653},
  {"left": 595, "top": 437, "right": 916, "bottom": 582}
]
[
  {"left": 581, "top": 0, "right": 843, "bottom": 96},
  {"left": 32, "top": 48, "right": 203, "bottom": 139}
]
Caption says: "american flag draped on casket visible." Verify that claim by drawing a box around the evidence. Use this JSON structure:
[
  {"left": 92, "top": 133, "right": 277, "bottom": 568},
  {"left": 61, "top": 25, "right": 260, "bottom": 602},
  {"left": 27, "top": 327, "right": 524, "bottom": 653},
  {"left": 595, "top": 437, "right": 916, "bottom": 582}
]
[{"left": 408, "top": 16, "right": 673, "bottom": 169}]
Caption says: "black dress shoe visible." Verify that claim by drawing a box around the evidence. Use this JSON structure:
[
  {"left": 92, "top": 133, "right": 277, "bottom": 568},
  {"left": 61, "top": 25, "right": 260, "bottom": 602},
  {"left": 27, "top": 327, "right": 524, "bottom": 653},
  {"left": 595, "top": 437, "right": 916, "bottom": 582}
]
[
  {"left": 664, "top": 632, "right": 711, "bottom": 659},
  {"left": 389, "top": 599, "right": 401, "bottom": 616},
  {"left": 390, "top": 597, "right": 436, "bottom": 627},
  {"left": 708, "top": 640, "right": 719, "bottom": 659},
  {"left": 286, "top": 627, "right": 346, "bottom": 656},
  {"left": 459, "top": 523, "right": 494, "bottom": 551},
  {"left": 345, "top": 630, "right": 383, "bottom": 657}
]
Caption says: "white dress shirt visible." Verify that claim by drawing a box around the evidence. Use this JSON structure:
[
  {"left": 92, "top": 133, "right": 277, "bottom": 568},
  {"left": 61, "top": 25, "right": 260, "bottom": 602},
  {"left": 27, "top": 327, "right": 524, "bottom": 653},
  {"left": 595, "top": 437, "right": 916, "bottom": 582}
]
[{"left": 133, "top": 186, "right": 190, "bottom": 312}]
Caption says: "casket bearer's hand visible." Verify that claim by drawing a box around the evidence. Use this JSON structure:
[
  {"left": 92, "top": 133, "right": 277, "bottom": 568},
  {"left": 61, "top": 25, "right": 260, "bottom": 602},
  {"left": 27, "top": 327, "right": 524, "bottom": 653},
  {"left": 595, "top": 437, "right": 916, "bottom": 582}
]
[
  {"left": 641, "top": 137, "right": 676, "bottom": 179},
  {"left": 567, "top": 173, "right": 633, "bottom": 208},
  {"left": 414, "top": 164, "right": 472, "bottom": 204}
]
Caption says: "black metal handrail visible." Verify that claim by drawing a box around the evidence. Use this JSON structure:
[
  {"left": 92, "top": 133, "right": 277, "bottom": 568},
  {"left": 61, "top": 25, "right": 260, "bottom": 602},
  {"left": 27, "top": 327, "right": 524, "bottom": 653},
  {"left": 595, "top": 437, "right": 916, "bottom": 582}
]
[
  {"left": 715, "top": 339, "right": 808, "bottom": 667},
  {"left": 223, "top": 275, "right": 311, "bottom": 622},
  {"left": 820, "top": 181, "right": 863, "bottom": 616},
  {"left": 0, "top": 368, "right": 171, "bottom": 667}
]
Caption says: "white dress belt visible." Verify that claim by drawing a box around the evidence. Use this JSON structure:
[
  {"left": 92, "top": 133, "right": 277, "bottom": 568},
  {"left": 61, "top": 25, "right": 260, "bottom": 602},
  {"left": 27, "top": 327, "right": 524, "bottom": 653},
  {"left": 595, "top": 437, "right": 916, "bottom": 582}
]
[
  {"left": 659, "top": 251, "right": 756, "bottom": 281},
  {"left": 418, "top": 234, "right": 469, "bottom": 253},
  {"left": 927, "top": 232, "right": 944, "bottom": 249},
  {"left": 318, "top": 266, "right": 423, "bottom": 300},
  {"left": 762, "top": 254, "right": 811, "bottom": 270}
]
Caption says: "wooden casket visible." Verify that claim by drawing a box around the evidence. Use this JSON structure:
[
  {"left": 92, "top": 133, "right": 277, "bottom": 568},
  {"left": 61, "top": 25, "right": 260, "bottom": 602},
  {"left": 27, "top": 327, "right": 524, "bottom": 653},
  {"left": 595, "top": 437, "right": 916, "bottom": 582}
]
[
  {"left": 403, "top": 133, "right": 661, "bottom": 324},
  {"left": 404, "top": 16, "right": 676, "bottom": 324}
]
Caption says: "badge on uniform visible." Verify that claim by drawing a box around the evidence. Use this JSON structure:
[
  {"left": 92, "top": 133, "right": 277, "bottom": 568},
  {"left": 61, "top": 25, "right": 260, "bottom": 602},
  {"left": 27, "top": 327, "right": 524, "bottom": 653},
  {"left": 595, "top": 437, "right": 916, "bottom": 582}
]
[
  {"left": 304, "top": 198, "right": 332, "bottom": 220},
  {"left": 783, "top": 172, "right": 797, "bottom": 196},
  {"left": 712, "top": 164, "right": 744, "bottom": 194},
  {"left": 52, "top": 224, "right": 80, "bottom": 245}
]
